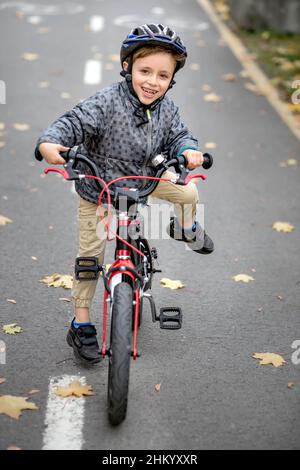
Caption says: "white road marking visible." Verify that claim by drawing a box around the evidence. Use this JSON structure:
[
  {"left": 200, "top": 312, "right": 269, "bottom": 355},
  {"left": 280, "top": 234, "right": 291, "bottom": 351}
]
[
  {"left": 0, "top": 2, "right": 85, "bottom": 15},
  {"left": 89, "top": 15, "right": 104, "bottom": 32},
  {"left": 84, "top": 60, "right": 102, "bottom": 85},
  {"left": 42, "top": 375, "right": 86, "bottom": 450}
]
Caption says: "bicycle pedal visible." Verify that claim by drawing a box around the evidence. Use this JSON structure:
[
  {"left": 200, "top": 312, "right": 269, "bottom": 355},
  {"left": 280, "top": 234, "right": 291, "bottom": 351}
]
[
  {"left": 159, "top": 307, "right": 182, "bottom": 330},
  {"left": 75, "top": 256, "right": 101, "bottom": 281}
]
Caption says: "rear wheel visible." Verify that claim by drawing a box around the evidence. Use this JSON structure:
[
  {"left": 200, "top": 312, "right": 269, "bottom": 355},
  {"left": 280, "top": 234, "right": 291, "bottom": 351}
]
[{"left": 108, "top": 282, "right": 133, "bottom": 425}]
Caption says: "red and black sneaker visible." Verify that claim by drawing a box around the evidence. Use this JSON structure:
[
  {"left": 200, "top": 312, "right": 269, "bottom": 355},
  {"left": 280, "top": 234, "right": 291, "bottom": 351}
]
[{"left": 66, "top": 319, "right": 101, "bottom": 364}]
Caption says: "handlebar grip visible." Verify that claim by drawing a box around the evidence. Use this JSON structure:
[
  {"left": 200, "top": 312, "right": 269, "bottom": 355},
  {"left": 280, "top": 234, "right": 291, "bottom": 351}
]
[{"left": 202, "top": 153, "right": 213, "bottom": 170}]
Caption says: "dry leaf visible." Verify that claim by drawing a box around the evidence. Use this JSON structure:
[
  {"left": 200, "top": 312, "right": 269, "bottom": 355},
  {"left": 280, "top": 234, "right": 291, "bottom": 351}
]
[
  {"left": 39, "top": 273, "right": 73, "bottom": 289},
  {"left": 0, "top": 378, "right": 6, "bottom": 385},
  {"left": 155, "top": 383, "right": 161, "bottom": 392},
  {"left": 222, "top": 73, "right": 237, "bottom": 82},
  {"left": 257, "top": 307, "right": 263, "bottom": 312},
  {"left": 61, "top": 92, "right": 71, "bottom": 99},
  {"left": 272, "top": 222, "right": 295, "bottom": 233},
  {"left": 190, "top": 63, "right": 200, "bottom": 71},
  {"left": 38, "top": 81, "right": 50, "bottom": 89},
  {"left": 48, "top": 225, "right": 54, "bottom": 230},
  {"left": 55, "top": 379, "right": 94, "bottom": 398},
  {"left": 31, "top": 256, "right": 38, "bottom": 261},
  {"left": 287, "top": 382, "right": 294, "bottom": 389},
  {"left": 204, "top": 93, "right": 222, "bottom": 103},
  {"left": 0, "top": 215, "right": 13, "bottom": 226},
  {"left": 38, "top": 27, "right": 50, "bottom": 34},
  {"left": 21, "top": 52, "right": 39, "bottom": 61},
  {"left": 205, "top": 142, "right": 217, "bottom": 149},
  {"left": 287, "top": 159, "right": 297, "bottom": 166},
  {"left": 253, "top": 352, "right": 286, "bottom": 368},
  {"left": 59, "top": 297, "right": 72, "bottom": 302},
  {"left": 232, "top": 274, "right": 255, "bottom": 283},
  {"left": 0, "top": 395, "right": 38, "bottom": 419},
  {"left": 160, "top": 278, "right": 185, "bottom": 290},
  {"left": 13, "top": 123, "right": 30, "bottom": 131},
  {"left": 3, "top": 324, "right": 22, "bottom": 335},
  {"left": 109, "top": 54, "right": 119, "bottom": 62},
  {"left": 0, "top": 122, "right": 6, "bottom": 130},
  {"left": 0, "top": 142, "right": 5, "bottom": 149},
  {"left": 28, "top": 389, "right": 40, "bottom": 395},
  {"left": 7, "top": 299, "right": 17, "bottom": 304},
  {"left": 277, "top": 295, "right": 284, "bottom": 301},
  {"left": 7, "top": 446, "right": 22, "bottom": 450},
  {"left": 244, "top": 82, "right": 267, "bottom": 96},
  {"left": 202, "top": 84, "right": 212, "bottom": 92}
]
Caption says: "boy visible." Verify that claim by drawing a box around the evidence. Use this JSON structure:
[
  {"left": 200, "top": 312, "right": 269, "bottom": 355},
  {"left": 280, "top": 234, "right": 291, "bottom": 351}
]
[{"left": 35, "top": 24, "right": 214, "bottom": 364}]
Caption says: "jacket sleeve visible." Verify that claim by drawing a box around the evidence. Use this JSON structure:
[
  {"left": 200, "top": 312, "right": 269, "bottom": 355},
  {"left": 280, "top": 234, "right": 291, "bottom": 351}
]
[
  {"left": 34, "top": 93, "right": 107, "bottom": 161},
  {"left": 164, "top": 103, "right": 199, "bottom": 160}
]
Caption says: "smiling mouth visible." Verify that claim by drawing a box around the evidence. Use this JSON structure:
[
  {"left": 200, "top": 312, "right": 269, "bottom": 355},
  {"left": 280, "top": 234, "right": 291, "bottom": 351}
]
[{"left": 141, "top": 87, "right": 158, "bottom": 97}]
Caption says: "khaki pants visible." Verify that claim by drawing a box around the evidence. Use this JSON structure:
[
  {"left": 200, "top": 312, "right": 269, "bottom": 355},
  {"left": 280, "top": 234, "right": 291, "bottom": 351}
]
[{"left": 71, "top": 171, "right": 199, "bottom": 309}]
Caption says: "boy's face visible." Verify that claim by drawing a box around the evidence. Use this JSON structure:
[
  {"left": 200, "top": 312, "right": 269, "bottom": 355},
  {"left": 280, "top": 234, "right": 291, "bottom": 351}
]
[{"left": 125, "top": 52, "right": 176, "bottom": 105}]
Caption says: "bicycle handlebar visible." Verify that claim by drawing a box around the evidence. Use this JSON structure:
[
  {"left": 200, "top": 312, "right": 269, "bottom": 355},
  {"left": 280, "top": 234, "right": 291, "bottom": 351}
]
[{"left": 44, "top": 148, "right": 213, "bottom": 199}]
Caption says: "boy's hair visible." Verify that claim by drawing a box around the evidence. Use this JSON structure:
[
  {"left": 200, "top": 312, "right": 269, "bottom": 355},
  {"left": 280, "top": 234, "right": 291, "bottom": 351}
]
[{"left": 132, "top": 46, "right": 185, "bottom": 68}]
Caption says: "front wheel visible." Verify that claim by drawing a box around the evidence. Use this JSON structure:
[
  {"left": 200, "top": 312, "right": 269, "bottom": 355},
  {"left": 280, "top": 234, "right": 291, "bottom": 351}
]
[{"left": 108, "top": 282, "right": 133, "bottom": 425}]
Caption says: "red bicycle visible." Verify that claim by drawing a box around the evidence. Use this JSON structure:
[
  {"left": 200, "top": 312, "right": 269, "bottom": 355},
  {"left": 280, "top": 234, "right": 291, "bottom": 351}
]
[{"left": 44, "top": 149, "right": 213, "bottom": 425}]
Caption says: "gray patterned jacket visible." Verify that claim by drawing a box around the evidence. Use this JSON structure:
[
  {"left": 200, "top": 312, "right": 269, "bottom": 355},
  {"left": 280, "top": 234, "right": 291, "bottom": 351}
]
[{"left": 35, "top": 78, "right": 199, "bottom": 204}]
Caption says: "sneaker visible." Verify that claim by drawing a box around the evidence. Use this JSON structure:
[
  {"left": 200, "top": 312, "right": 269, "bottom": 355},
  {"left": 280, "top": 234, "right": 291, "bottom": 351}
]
[
  {"left": 66, "top": 319, "right": 101, "bottom": 364},
  {"left": 167, "top": 217, "right": 214, "bottom": 255}
]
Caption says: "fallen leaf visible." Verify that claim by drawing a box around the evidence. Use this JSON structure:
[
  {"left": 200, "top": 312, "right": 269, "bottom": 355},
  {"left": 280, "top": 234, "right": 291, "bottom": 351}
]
[
  {"left": 16, "top": 10, "right": 25, "bottom": 19},
  {"left": 244, "top": 82, "right": 267, "bottom": 96},
  {"left": 39, "top": 273, "right": 73, "bottom": 289},
  {"left": 253, "top": 352, "right": 286, "bottom": 368},
  {"left": 0, "top": 395, "right": 38, "bottom": 419},
  {"left": 0, "top": 378, "right": 6, "bottom": 385},
  {"left": 7, "top": 446, "right": 22, "bottom": 450},
  {"left": 13, "top": 123, "right": 30, "bottom": 131},
  {"left": 0, "top": 142, "right": 6, "bottom": 149},
  {"left": 272, "top": 222, "right": 295, "bottom": 233},
  {"left": 287, "top": 159, "right": 297, "bottom": 166},
  {"left": 287, "top": 382, "right": 294, "bottom": 389},
  {"left": 21, "top": 52, "right": 39, "bottom": 61},
  {"left": 205, "top": 142, "right": 217, "bottom": 149},
  {"left": 37, "top": 27, "right": 50, "bottom": 34},
  {"left": 257, "top": 307, "right": 263, "bottom": 312},
  {"left": 38, "top": 81, "right": 50, "bottom": 88},
  {"left": 55, "top": 379, "right": 94, "bottom": 398},
  {"left": 3, "top": 324, "right": 22, "bottom": 335},
  {"left": 202, "top": 84, "right": 212, "bottom": 92},
  {"left": 0, "top": 122, "right": 5, "bottom": 130},
  {"left": 28, "top": 389, "right": 40, "bottom": 395},
  {"left": 31, "top": 256, "right": 38, "bottom": 261},
  {"left": 204, "top": 92, "right": 222, "bottom": 103},
  {"left": 0, "top": 215, "right": 13, "bottom": 226},
  {"left": 232, "top": 274, "right": 255, "bottom": 283},
  {"left": 277, "top": 295, "right": 284, "bottom": 301},
  {"left": 160, "top": 278, "right": 185, "bottom": 290},
  {"left": 155, "top": 383, "right": 161, "bottom": 392},
  {"left": 190, "top": 63, "right": 200, "bottom": 71},
  {"left": 6, "top": 299, "right": 17, "bottom": 304},
  {"left": 59, "top": 297, "right": 72, "bottom": 302},
  {"left": 60, "top": 92, "right": 71, "bottom": 99},
  {"left": 109, "top": 54, "right": 119, "bottom": 62},
  {"left": 48, "top": 225, "right": 54, "bottom": 230},
  {"left": 222, "top": 73, "right": 237, "bottom": 82}
]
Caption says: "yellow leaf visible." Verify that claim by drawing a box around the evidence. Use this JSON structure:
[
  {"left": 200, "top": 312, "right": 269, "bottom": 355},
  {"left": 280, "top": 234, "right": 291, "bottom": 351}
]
[
  {"left": 222, "top": 73, "right": 237, "bottom": 82},
  {"left": 287, "top": 159, "right": 297, "bottom": 166},
  {"left": 13, "top": 123, "right": 30, "bottom": 131},
  {"left": 253, "top": 352, "right": 286, "bottom": 368},
  {"left": 55, "top": 380, "right": 94, "bottom": 398},
  {"left": 205, "top": 142, "right": 217, "bottom": 149},
  {"left": 272, "top": 222, "right": 295, "bottom": 233},
  {"left": 21, "top": 52, "right": 39, "bottom": 61},
  {"left": 39, "top": 273, "right": 73, "bottom": 289},
  {"left": 160, "top": 278, "right": 185, "bottom": 290},
  {"left": 6, "top": 299, "right": 17, "bottom": 304},
  {"left": 7, "top": 446, "right": 22, "bottom": 451},
  {"left": 232, "top": 274, "right": 255, "bottom": 283},
  {"left": 0, "top": 215, "right": 13, "bottom": 226},
  {"left": 155, "top": 383, "right": 161, "bottom": 392},
  {"left": 0, "top": 395, "right": 38, "bottom": 419},
  {"left": 60, "top": 92, "right": 71, "bottom": 99},
  {"left": 0, "top": 122, "right": 6, "bottom": 131},
  {"left": 3, "top": 324, "right": 22, "bottom": 335},
  {"left": 204, "top": 92, "right": 222, "bottom": 103}
]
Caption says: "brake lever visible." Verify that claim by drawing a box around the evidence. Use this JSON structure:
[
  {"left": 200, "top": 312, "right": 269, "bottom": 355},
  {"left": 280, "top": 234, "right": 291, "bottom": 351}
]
[{"left": 174, "top": 155, "right": 189, "bottom": 185}]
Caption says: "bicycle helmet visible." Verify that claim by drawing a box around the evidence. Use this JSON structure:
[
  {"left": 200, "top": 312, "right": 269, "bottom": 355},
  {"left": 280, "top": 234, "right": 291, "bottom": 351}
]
[{"left": 120, "top": 23, "right": 187, "bottom": 73}]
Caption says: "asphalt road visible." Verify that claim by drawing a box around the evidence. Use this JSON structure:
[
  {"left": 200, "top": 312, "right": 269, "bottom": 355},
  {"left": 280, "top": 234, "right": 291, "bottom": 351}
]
[{"left": 0, "top": 0, "right": 300, "bottom": 451}]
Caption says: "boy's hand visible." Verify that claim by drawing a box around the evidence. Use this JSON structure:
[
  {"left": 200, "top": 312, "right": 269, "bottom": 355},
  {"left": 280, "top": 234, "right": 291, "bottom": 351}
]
[
  {"left": 38, "top": 143, "right": 70, "bottom": 164},
  {"left": 182, "top": 149, "right": 204, "bottom": 170}
]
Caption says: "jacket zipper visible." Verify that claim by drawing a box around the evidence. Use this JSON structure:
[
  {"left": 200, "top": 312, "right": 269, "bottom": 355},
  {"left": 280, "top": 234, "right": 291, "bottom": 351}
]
[{"left": 141, "top": 109, "right": 153, "bottom": 187}]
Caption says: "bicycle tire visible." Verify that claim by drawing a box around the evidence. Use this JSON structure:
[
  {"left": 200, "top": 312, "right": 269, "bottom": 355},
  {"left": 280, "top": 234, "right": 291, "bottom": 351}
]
[{"left": 108, "top": 282, "right": 133, "bottom": 425}]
